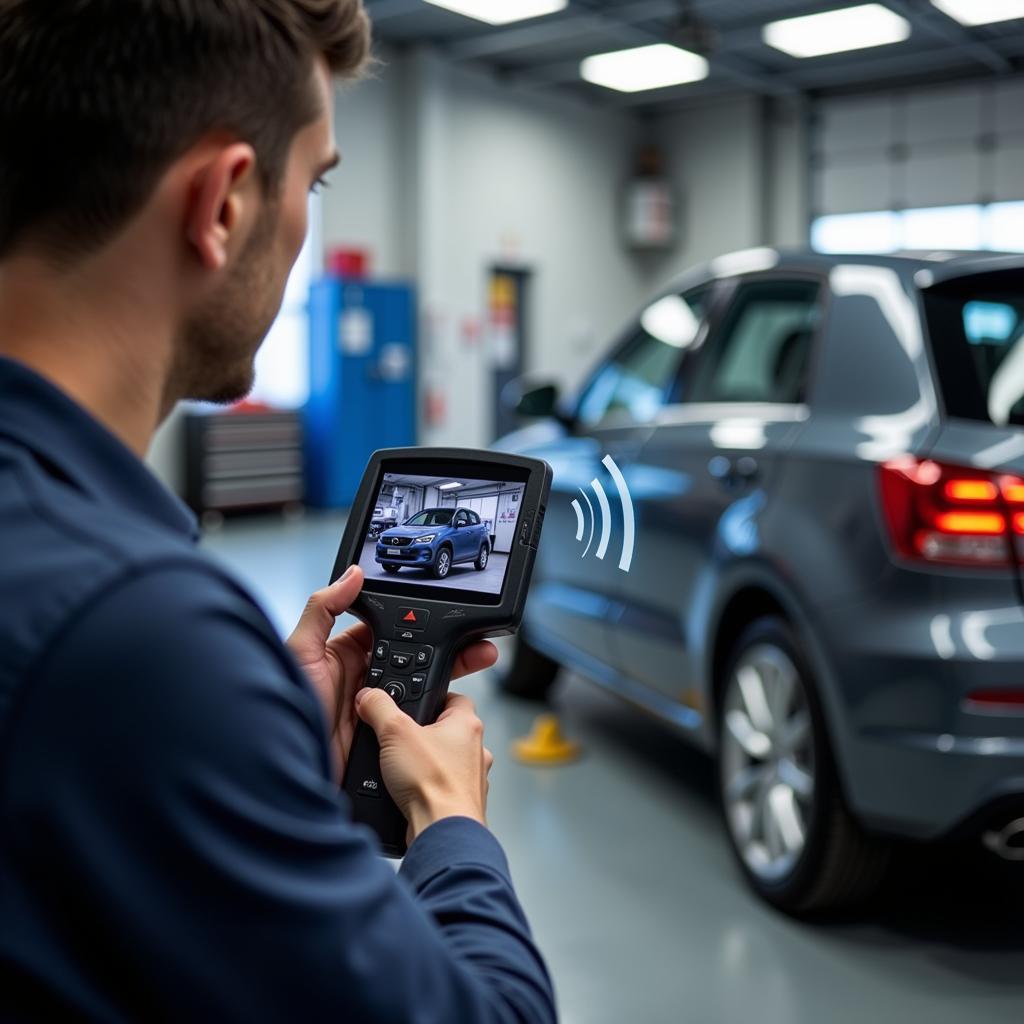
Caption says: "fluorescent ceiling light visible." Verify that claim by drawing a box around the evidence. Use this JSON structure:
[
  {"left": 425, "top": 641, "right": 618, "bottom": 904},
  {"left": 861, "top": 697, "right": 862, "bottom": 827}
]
[
  {"left": 580, "top": 43, "right": 708, "bottom": 93},
  {"left": 439, "top": 481, "right": 463, "bottom": 490},
  {"left": 930, "top": 0, "right": 1024, "bottom": 24},
  {"left": 763, "top": 4, "right": 910, "bottom": 58},
  {"left": 424, "top": 0, "right": 567, "bottom": 25}
]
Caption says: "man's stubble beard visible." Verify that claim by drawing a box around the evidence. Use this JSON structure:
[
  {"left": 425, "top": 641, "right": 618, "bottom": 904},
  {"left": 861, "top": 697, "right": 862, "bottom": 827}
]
[{"left": 176, "top": 205, "right": 284, "bottom": 406}]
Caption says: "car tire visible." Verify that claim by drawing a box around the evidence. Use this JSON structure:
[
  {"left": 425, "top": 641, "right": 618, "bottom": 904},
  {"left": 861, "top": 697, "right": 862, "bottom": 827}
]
[
  {"left": 432, "top": 546, "right": 452, "bottom": 580},
  {"left": 474, "top": 544, "right": 489, "bottom": 571},
  {"left": 383, "top": 564, "right": 401, "bottom": 574},
  {"left": 716, "top": 616, "right": 890, "bottom": 916},
  {"left": 496, "top": 633, "right": 560, "bottom": 701}
]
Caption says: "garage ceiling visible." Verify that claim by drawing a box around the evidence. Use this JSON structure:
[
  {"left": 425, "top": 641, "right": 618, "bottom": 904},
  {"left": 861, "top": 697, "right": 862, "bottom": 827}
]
[{"left": 363, "top": 0, "right": 1024, "bottom": 112}]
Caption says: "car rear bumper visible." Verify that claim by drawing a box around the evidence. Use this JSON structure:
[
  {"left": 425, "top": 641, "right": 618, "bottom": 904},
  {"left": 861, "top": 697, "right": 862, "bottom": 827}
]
[
  {"left": 811, "top": 574, "right": 1024, "bottom": 840},
  {"left": 844, "top": 725, "right": 1024, "bottom": 840}
]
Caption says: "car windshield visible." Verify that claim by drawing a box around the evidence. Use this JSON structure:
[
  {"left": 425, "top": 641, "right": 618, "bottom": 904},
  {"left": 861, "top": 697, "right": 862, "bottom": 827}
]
[
  {"left": 924, "top": 271, "right": 1024, "bottom": 426},
  {"left": 404, "top": 509, "right": 454, "bottom": 527}
]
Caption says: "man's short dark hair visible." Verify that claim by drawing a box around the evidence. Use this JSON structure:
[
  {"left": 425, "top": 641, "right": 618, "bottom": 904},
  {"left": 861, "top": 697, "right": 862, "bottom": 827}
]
[{"left": 0, "top": 0, "right": 371, "bottom": 263}]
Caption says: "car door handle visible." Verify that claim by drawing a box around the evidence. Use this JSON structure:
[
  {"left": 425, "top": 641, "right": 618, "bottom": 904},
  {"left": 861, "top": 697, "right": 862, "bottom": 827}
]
[{"left": 708, "top": 455, "right": 760, "bottom": 489}]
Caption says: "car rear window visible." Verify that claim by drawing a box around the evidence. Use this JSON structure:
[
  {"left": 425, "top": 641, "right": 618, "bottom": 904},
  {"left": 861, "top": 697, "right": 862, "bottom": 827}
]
[{"left": 923, "top": 269, "right": 1024, "bottom": 426}]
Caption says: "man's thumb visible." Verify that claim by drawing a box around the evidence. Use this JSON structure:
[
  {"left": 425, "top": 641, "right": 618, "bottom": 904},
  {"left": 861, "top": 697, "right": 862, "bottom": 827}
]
[
  {"left": 356, "top": 687, "right": 404, "bottom": 736},
  {"left": 287, "top": 565, "right": 364, "bottom": 654}
]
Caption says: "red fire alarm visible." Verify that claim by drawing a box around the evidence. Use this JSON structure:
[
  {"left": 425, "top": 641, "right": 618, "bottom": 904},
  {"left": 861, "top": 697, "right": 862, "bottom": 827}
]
[{"left": 327, "top": 247, "right": 371, "bottom": 279}]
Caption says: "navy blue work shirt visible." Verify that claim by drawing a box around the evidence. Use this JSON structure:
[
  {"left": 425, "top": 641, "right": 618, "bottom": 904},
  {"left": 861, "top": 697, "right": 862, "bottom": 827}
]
[{"left": 0, "top": 356, "right": 556, "bottom": 1023}]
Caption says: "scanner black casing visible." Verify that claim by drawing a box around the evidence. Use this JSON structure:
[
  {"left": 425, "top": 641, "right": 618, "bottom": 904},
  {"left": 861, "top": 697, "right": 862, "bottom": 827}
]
[{"left": 333, "top": 447, "right": 551, "bottom": 856}]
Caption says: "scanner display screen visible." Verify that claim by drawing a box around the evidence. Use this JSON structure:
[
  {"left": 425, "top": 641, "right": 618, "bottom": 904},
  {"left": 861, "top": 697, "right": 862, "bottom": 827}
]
[{"left": 358, "top": 472, "right": 527, "bottom": 596}]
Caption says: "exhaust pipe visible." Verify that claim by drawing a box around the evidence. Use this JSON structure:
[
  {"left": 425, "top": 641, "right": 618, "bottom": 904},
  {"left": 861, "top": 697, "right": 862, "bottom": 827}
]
[{"left": 982, "top": 817, "right": 1024, "bottom": 861}]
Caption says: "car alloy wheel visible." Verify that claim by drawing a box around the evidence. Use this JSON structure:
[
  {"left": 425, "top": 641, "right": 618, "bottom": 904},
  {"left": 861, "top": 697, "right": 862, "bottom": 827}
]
[
  {"left": 436, "top": 550, "right": 450, "bottom": 577},
  {"left": 720, "top": 642, "right": 815, "bottom": 884},
  {"left": 479, "top": 547, "right": 488, "bottom": 569}
]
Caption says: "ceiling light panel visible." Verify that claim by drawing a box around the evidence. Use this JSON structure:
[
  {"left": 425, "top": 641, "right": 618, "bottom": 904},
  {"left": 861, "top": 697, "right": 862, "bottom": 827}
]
[
  {"left": 763, "top": 4, "right": 911, "bottom": 58},
  {"left": 580, "top": 44, "right": 709, "bottom": 94},
  {"left": 423, "top": 0, "right": 567, "bottom": 25},
  {"left": 930, "top": 0, "right": 1024, "bottom": 25}
]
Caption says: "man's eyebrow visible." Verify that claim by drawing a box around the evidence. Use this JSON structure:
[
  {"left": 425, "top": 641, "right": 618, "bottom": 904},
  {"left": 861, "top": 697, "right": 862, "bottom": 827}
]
[{"left": 315, "top": 151, "right": 341, "bottom": 178}]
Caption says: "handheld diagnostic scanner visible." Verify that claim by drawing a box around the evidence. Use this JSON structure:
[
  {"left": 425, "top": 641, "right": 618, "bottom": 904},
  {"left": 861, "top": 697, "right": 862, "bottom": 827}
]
[{"left": 332, "top": 447, "right": 552, "bottom": 856}]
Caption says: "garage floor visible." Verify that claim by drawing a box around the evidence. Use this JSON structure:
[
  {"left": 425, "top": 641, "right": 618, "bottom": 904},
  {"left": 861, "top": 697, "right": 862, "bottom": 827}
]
[{"left": 205, "top": 511, "right": 1024, "bottom": 1024}]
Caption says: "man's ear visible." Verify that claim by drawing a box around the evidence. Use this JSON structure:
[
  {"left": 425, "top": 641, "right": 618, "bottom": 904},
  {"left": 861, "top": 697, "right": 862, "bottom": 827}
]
[{"left": 185, "top": 143, "right": 258, "bottom": 271}]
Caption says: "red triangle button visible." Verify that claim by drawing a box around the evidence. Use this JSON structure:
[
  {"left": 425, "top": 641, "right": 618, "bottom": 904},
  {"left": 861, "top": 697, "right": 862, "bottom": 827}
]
[{"left": 403, "top": 610, "right": 417, "bottom": 622}]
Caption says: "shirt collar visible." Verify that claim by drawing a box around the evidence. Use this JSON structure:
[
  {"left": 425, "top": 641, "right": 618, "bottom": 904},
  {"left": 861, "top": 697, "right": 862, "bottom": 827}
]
[{"left": 0, "top": 355, "right": 198, "bottom": 541}]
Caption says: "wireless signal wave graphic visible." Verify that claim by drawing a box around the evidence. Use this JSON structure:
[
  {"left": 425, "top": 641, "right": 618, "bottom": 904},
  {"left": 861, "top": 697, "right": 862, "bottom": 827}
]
[{"left": 571, "top": 455, "right": 635, "bottom": 573}]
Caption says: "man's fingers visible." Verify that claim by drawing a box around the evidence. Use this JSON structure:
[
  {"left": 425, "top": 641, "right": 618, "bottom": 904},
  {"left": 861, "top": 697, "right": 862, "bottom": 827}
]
[
  {"left": 288, "top": 566, "right": 364, "bottom": 654},
  {"left": 484, "top": 747, "right": 494, "bottom": 771},
  {"left": 450, "top": 640, "right": 498, "bottom": 681},
  {"left": 327, "top": 619, "right": 373, "bottom": 656},
  {"left": 355, "top": 686, "right": 406, "bottom": 737},
  {"left": 436, "top": 692, "right": 476, "bottom": 721}
]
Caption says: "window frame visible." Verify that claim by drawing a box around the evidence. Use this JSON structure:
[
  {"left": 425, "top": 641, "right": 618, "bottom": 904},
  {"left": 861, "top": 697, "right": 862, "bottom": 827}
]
[
  {"left": 670, "top": 270, "right": 831, "bottom": 410},
  {"left": 570, "top": 282, "right": 720, "bottom": 432}
]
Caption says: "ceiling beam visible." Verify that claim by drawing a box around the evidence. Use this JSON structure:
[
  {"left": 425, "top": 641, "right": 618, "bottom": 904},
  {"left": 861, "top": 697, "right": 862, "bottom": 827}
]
[
  {"left": 444, "top": 1, "right": 677, "bottom": 61},
  {"left": 364, "top": 0, "right": 429, "bottom": 25},
  {"left": 884, "top": 0, "right": 1011, "bottom": 73},
  {"left": 490, "top": 5, "right": 801, "bottom": 98},
  {"left": 785, "top": 39, "right": 1017, "bottom": 89}
]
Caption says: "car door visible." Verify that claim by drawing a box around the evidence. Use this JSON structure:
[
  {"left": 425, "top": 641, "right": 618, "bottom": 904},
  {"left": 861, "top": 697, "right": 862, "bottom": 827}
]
[
  {"left": 612, "top": 275, "right": 826, "bottom": 720},
  {"left": 467, "top": 510, "right": 486, "bottom": 555},
  {"left": 452, "top": 509, "right": 472, "bottom": 559},
  {"left": 518, "top": 285, "right": 715, "bottom": 677}
]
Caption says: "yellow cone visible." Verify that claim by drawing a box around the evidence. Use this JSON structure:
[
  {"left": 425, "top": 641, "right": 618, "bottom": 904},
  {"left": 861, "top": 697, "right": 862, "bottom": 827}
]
[{"left": 512, "top": 714, "right": 580, "bottom": 765}]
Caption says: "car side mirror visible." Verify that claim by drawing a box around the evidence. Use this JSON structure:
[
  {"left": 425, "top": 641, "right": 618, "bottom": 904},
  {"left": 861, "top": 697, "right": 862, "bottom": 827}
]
[{"left": 502, "top": 378, "right": 560, "bottom": 419}]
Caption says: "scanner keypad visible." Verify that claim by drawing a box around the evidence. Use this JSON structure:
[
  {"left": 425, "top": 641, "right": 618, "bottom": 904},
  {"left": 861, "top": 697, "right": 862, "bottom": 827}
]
[{"left": 374, "top": 638, "right": 435, "bottom": 682}]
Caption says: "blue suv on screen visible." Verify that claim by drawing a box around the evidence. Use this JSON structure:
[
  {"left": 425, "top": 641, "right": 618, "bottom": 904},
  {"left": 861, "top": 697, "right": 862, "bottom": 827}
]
[{"left": 377, "top": 507, "right": 491, "bottom": 579}]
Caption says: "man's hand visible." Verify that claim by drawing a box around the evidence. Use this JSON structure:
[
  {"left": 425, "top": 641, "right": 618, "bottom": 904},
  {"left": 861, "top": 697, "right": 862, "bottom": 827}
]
[
  {"left": 286, "top": 565, "right": 498, "bottom": 780},
  {"left": 355, "top": 688, "right": 495, "bottom": 843}
]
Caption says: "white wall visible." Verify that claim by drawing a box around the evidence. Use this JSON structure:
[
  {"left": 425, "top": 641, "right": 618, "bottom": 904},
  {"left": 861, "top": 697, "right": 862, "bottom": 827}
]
[
  {"left": 441, "top": 62, "right": 647, "bottom": 390},
  {"left": 324, "top": 50, "right": 407, "bottom": 278},
  {"left": 652, "top": 95, "right": 809, "bottom": 276}
]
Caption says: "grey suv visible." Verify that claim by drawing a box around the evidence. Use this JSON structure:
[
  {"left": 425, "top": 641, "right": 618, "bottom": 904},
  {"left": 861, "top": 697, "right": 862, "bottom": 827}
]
[{"left": 495, "top": 249, "right": 1024, "bottom": 914}]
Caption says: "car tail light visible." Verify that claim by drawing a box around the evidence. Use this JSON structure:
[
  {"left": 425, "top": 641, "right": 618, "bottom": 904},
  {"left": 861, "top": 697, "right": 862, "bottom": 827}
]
[
  {"left": 964, "top": 689, "right": 1024, "bottom": 711},
  {"left": 878, "top": 457, "right": 1024, "bottom": 567}
]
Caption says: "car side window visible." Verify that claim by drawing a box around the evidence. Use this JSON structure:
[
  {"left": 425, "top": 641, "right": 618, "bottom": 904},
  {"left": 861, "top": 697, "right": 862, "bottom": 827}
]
[
  {"left": 689, "top": 279, "right": 821, "bottom": 405},
  {"left": 470, "top": 511, "right": 481, "bottom": 525},
  {"left": 454, "top": 511, "right": 468, "bottom": 526},
  {"left": 576, "top": 287, "right": 709, "bottom": 428}
]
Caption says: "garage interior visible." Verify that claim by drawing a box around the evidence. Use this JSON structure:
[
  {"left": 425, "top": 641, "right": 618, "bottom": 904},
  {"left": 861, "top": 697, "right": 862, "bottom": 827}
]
[{"left": 142, "top": 2, "right": 1024, "bottom": 1022}]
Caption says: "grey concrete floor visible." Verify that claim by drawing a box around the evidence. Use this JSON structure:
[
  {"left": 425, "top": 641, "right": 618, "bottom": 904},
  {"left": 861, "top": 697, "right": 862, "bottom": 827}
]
[{"left": 204, "top": 510, "right": 1024, "bottom": 1024}]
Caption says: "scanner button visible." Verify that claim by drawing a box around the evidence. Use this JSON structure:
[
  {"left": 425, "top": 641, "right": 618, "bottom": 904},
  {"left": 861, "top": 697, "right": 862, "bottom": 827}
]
[
  {"left": 368, "top": 667, "right": 384, "bottom": 686},
  {"left": 373, "top": 640, "right": 389, "bottom": 662},
  {"left": 389, "top": 652, "right": 413, "bottom": 670},
  {"left": 415, "top": 646, "right": 433, "bottom": 668},
  {"left": 396, "top": 606, "right": 430, "bottom": 628},
  {"left": 409, "top": 672, "right": 426, "bottom": 697},
  {"left": 519, "top": 508, "right": 534, "bottom": 545},
  {"left": 384, "top": 680, "right": 407, "bottom": 703},
  {"left": 358, "top": 776, "right": 382, "bottom": 798}
]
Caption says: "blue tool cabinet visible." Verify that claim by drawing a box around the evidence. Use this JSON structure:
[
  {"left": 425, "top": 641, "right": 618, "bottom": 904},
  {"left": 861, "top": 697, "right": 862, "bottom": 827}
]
[{"left": 305, "top": 277, "right": 417, "bottom": 507}]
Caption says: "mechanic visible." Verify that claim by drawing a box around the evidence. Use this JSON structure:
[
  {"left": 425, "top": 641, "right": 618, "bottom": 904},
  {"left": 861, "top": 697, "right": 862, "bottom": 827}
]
[{"left": 0, "top": 2, "right": 556, "bottom": 1021}]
